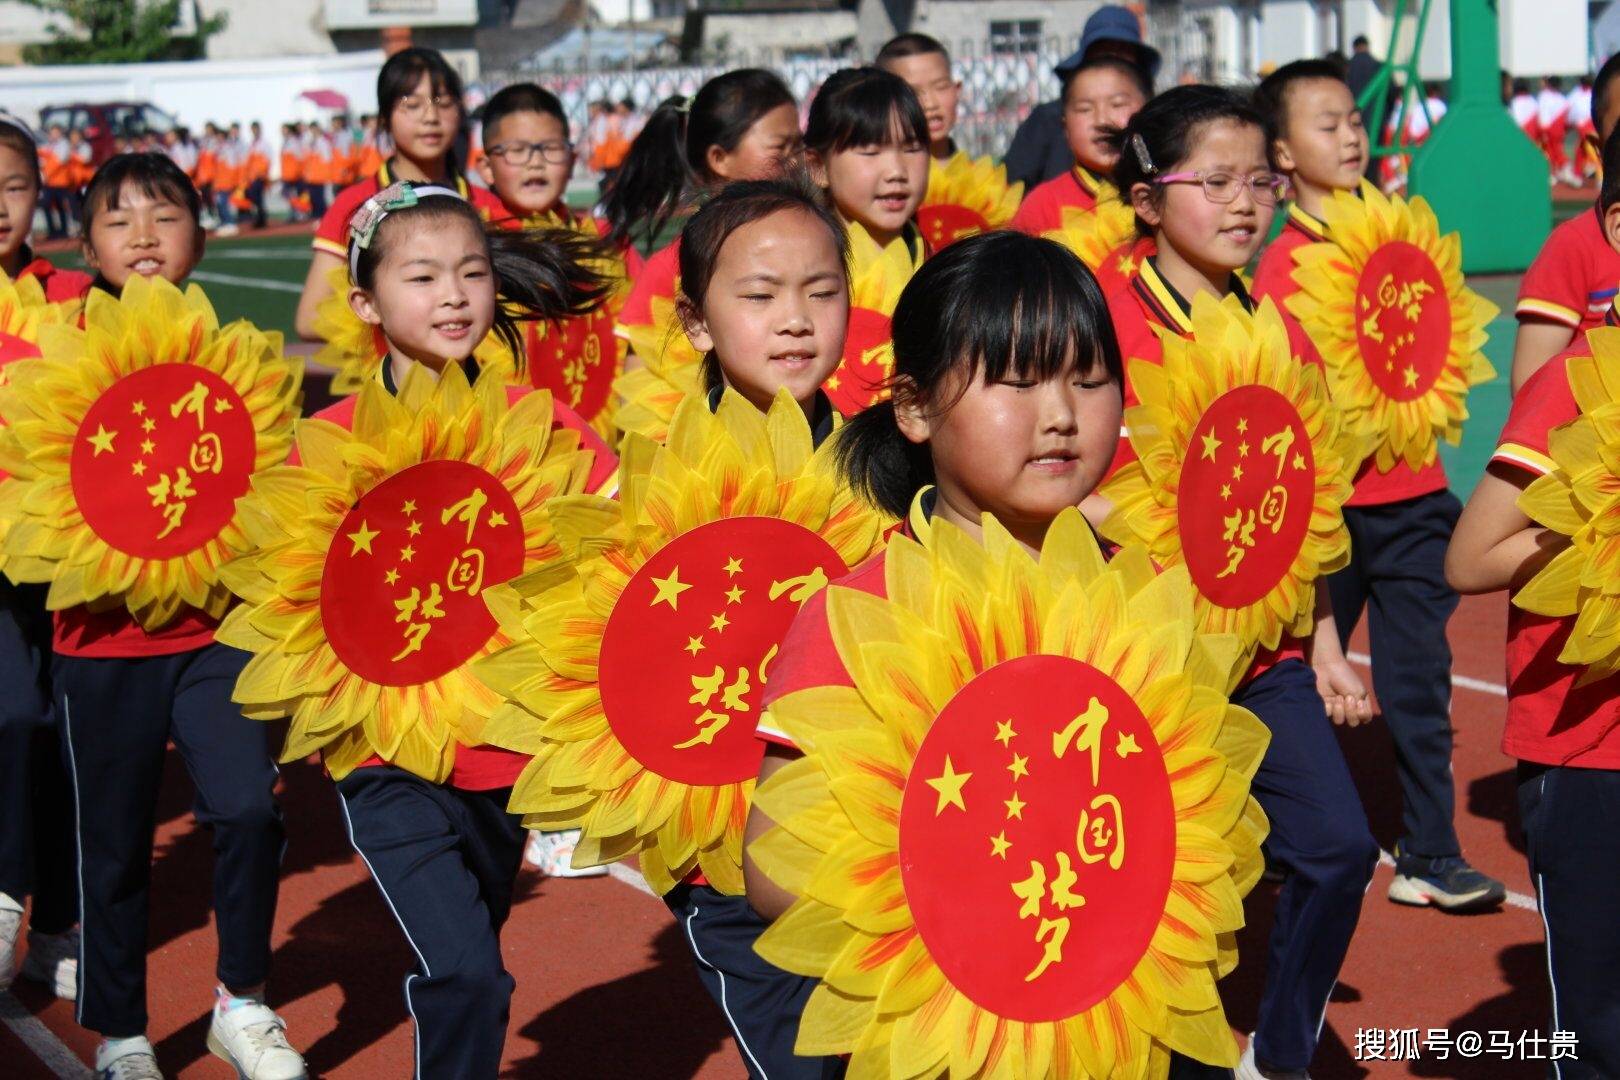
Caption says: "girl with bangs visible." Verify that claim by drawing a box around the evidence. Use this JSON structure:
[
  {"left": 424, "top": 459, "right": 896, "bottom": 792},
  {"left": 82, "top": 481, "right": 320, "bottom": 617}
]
[
  {"left": 294, "top": 47, "right": 507, "bottom": 340},
  {"left": 804, "top": 66, "right": 932, "bottom": 265}
]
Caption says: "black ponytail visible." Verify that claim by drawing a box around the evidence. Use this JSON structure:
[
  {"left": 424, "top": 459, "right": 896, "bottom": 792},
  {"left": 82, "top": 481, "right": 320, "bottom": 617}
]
[
  {"left": 600, "top": 68, "right": 797, "bottom": 251},
  {"left": 835, "top": 231, "right": 1122, "bottom": 518},
  {"left": 486, "top": 225, "right": 611, "bottom": 365}
]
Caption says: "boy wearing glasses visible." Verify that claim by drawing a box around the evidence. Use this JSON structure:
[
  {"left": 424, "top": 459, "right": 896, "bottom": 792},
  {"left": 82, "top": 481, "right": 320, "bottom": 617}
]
[
  {"left": 477, "top": 83, "right": 578, "bottom": 226},
  {"left": 1252, "top": 60, "right": 1507, "bottom": 915}
]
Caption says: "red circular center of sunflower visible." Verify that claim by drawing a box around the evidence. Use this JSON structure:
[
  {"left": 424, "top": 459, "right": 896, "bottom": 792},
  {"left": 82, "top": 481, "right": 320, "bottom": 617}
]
[
  {"left": 526, "top": 310, "right": 616, "bottom": 423},
  {"left": 824, "top": 308, "right": 894, "bottom": 418},
  {"left": 918, "top": 204, "right": 989, "bottom": 250},
  {"left": 599, "top": 516, "right": 849, "bottom": 787},
  {"left": 1177, "top": 384, "right": 1316, "bottom": 610},
  {"left": 69, "top": 365, "right": 257, "bottom": 560},
  {"left": 899, "top": 654, "right": 1176, "bottom": 1022},
  {"left": 1352, "top": 240, "right": 1451, "bottom": 403},
  {"left": 320, "top": 460, "right": 525, "bottom": 687}
]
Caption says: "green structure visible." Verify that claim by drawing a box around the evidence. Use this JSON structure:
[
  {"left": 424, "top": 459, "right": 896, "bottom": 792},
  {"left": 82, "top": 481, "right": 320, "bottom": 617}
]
[{"left": 1361, "top": 0, "right": 1550, "bottom": 272}]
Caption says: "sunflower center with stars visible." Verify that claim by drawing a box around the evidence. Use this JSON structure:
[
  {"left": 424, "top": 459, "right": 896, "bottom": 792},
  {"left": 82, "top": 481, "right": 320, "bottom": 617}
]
[
  {"left": 597, "top": 516, "right": 848, "bottom": 788},
  {"left": 1352, "top": 240, "right": 1452, "bottom": 403},
  {"left": 68, "top": 365, "right": 257, "bottom": 561},
  {"left": 824, "top": 307, "right": 897, "bottom": 417},
  {"left": 319, "top": 459, "right": 524, "bottom": 688},
  {"left": 917, "top": 203, "right": 991, "bottom": 251},
  {"left": 525, "top": 306, "right": 618, "bottom": 423},
  {"left": 897, "top": 653, "right": 1176, "bottom": 1024},
  {"left": 1175, "top": 384, "right": 1316, "bottom": 610}
]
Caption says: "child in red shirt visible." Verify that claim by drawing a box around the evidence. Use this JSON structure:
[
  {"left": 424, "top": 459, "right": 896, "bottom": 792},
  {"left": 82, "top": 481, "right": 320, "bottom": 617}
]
[
  {"left": 1009, "top": 56, "right": 1150, "bottom": 235},
  {"left": 324, "top": 184, "right": 616, "bottom": 1077},
  {"left": 295, "top": 47, "right": 505, "bottom": 344},
  {"left": 1510, "top": 54, "right": 1620, "bottom": 391},
  {"left": 0, "top": 110, "right": 87, "bottom": 1010},
  {"left": 50, "top": 153, "right": 306, "bottom": 1080},
  {"left": 1446, "top": 138, "right": 1620, "bottom": 1069},
  {"left": 611, "top": 69, "right": 801, "bottom": 367},
  {"left": 1104, "top": 85, "right": 1376, "bottom": 1078},
  {"left": 1252, "top": 60, "right": 1508, "bottom": 917}
]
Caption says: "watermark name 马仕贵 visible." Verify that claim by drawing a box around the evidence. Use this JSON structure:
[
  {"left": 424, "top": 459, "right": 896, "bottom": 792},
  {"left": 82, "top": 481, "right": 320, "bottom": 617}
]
[{"left": 1354, "top": 1028, "right": 1578, "bottom": 1062}]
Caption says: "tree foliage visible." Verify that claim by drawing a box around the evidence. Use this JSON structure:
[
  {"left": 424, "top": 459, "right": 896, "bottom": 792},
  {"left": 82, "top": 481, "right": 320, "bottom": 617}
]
[{"left": 20, "top": 0, "right": 228, "bottom": 65}]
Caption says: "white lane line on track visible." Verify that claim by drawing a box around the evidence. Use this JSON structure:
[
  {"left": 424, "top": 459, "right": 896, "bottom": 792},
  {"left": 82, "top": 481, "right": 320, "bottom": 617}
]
[
  {"left": 188, "top": 270, "right": 302, "bottom": 293},
  {"left": 194, "top": 249, "right": 310, "bottom": 260},
  {"left": 1346, "top": 650, "right": 1507, "bottom": 697},
  {"left": 0, "top": 989, "right": 90, "bottom": 1078},
  {"left": 607, "top": 861, "right": 657, "bottom": 897}
]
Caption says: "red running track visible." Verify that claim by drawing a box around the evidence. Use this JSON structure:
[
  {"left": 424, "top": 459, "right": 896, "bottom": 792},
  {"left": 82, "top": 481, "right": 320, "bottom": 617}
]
[{"left": 4, "top": 591, "right": 1554, "bottom": 1078}]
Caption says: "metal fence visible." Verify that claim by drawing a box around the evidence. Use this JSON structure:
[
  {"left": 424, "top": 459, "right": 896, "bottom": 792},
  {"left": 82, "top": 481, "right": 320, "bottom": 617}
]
[
  {"left": 474, "top": 17, "right": 1223, "bottom": 167},
  {"left": 475, "top": 34, "right": 1088, "bottom": 163}
]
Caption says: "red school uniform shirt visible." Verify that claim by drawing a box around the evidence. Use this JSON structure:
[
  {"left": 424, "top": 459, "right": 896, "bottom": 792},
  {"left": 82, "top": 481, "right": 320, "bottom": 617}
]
[
  {"left": 1105, "top": 256, "right": 1309, "bottom": 677},
  {"left": 1009, "top": 164, "right": 1106, "bottom": 236},
  {"left": 311, "top": 162, "right": 509, "bottom": 261},
  {"left": 1490, "top": 326, "right": 1620, "bottom": 769},
  {"left": 311, "top": 359, "right": 620, "bottom": 790},
  {"left": 1515, "top": 206, "right": 1620, "bottom": 337},
  {"left": 617, "top": 237, "right": 680, "bottom": 331},
  {"left": 1250, "top": 202, "right": 1448, "bottom": 506},
  {"left": 15, "top": 255, "right": 94, "bottom": 305}
]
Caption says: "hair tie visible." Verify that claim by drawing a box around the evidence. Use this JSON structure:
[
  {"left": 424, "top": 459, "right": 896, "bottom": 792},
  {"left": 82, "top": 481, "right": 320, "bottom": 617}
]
[
  {"left": 0, "top": 112, "right": 37, "bottom": 145},
  {"left": 348, "top": 180, "right": 463, "bottom": 278},
  {"left": 674, "top": 97, "right": 693, "bottom": 116},
  {"left": 1129, "top": 133, "right": 1157, "bottom": 177}
]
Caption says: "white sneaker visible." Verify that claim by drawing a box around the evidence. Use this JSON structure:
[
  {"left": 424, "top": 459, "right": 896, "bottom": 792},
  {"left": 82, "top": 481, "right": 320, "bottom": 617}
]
[
  {"left": 207, "top": 1001, "right": 307, "bottom": 1080},
  {"left": 1237, "top": 1038, "right": 1311, "bottom": 1080},
  {"left": 19, "top": 926, "right": 77, "bottom": 1000},
  {"left": 0, "top": 900, "right": 21, "bottom": 991},
  {"left": 526, "top": 829, "right": 607, "bottom": 878},
  {"left": 215, "top": 223, "right": 240, "bottom": 237},
  {"left": 96, "top": 1037, "right": 164, "bottom": 1080}
]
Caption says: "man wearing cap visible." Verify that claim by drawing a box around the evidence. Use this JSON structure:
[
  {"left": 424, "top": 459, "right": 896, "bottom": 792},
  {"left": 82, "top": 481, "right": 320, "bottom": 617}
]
[{"left": 1002, "top": 5, "right": 1160, "bottom": 188}]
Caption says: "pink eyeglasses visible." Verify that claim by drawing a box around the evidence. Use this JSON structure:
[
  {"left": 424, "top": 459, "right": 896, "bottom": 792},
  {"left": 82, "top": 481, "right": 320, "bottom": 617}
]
[{"left": 1151, "top": 170, "right": 1291, "bottom": 206}]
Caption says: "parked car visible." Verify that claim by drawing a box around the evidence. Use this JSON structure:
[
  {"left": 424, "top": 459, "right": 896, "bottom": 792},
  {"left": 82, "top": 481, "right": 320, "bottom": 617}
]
[{"left": 37, "top": 102, "right": 178, "bottom": 164}]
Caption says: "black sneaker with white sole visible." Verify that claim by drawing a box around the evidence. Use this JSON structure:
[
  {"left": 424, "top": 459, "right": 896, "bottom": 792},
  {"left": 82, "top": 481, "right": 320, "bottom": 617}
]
[{"left": 1387, "top": 847, "right": 1507, "bottom": 911}]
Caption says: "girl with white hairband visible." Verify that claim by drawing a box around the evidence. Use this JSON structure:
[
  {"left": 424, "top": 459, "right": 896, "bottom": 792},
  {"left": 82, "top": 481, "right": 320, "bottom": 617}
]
[
  {"left": 0, "top": 107, "right": 90, "bottom": 1024},
  {"left": 290, "top": 180, "right": 617, "bottom": 1077}
]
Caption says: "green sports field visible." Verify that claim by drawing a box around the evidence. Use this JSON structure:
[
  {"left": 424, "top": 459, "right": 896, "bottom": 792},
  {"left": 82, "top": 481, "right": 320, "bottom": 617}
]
[{"left": 44, "top": 230, "right": 1521, "bottom": 501}]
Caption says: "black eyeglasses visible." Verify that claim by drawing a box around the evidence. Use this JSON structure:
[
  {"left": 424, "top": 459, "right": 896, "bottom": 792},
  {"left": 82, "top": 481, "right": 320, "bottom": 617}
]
[{"left": 486, "top": 139, "right": 574, "bottom": 165}]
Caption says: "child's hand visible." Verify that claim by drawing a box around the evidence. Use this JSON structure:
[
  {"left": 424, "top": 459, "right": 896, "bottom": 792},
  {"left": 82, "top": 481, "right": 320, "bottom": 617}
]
[{"left": 1314, "top": 656, "right": 1374, "bottom": 727}]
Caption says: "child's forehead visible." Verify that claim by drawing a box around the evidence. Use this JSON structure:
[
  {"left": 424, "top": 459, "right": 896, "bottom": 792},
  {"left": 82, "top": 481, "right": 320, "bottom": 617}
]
[
  {"left": 1286, "top": 77, "right": 1355, "bottom": 114},
  {"left": 99, "top": 183, "right": 188, "bottom": 211},
  {"left": 487, "top": 109, "right": 565, "bottom": 141}
]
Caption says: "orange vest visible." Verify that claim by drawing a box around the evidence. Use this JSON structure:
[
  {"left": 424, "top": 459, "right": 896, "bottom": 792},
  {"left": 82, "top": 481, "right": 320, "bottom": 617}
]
[
  {"left": 246, "top": 142, "right": 270, "bottom": 183},
  {"left": 280, "top": 141, "right": 303, "bottom": 183},
  {"left": 195, "top": 145, "right": 218, "bottom": 187},
  {"left": 357, "top": 139, "right": 383, "bottom": 180},
  {"left": 304, "top": 138, "right": 329, "bottom": 185},
  {"left": 69, "top": 146, "right": 93, "bottom": 188},
  {"left": 39, "top": 145, "right": 70, "bottom": 189}
]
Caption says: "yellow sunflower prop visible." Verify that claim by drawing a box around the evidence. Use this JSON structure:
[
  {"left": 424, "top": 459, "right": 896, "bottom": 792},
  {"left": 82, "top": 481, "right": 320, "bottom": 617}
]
[
  {"left": 825, "top": 223, "right": 919, "bottom": 416},
  {"left": 1043, "top": 190, "right": 1138, "bottom": 279},
  {"left": 610, "top": 289, "right": 704, "bottom": 445},
  {"left": 475, "top": 390, "right": 889, "bottom": 893},
  {"left": 0, "top": 275, "right": 299, "bottom": 628},
  {"left": 1514, "top": 330, "right": 1620, "bottom": 683},
  {"left": 1101, "top": 295, "right": 1358, "bottom": 664},
  {"left": 218, "top": 365, "right": 603, "bottom": 782},
  {"left": 752, "top": 508, "right": 1270, "bottom": 1077},
  {"left": 516, "top": 212, "right": 630, "bottom": 439},
  {"left": 917, "top": 152, "right": 1023, "bottom": 250},
  {"left": 1286, "top": 186, "right": 1497, "bottom": 473},
  {"left": 311, "top": 264, "right": 515, "bottom": 395},
  {"left": 0, "top": 273, "right": 71, "bottom": 373}
]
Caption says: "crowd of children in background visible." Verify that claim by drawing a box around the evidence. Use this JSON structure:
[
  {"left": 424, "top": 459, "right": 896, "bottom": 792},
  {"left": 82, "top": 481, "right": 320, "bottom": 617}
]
[{"left": 1, "top": 10, "right": 1619, "bottom": 1080}]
